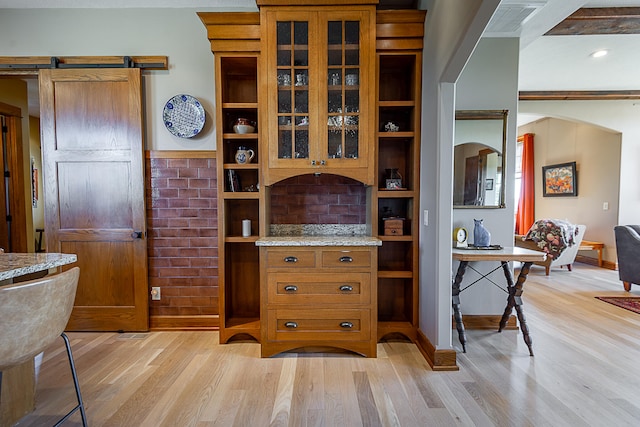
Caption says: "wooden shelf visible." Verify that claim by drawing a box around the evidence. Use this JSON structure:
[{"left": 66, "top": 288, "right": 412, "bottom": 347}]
[
  {"left": 223, "top": 163, "right": 259, "bottom": 170},
  {"left": 378, "top": 100, "right": 415, "bottom": 107},
  {"left": 377, "top": 190, "right": 415, "bottom": 198},
  {"left": 378, "top": 235, "right": 414, "bottom": 242},
  {"left": 223, "top": 191, "right": 260, "bottom": 199},
  {"left": 222, "top": 102, "right": 258, "bottom": 109},
  {"left": 226, "top": 318, "right": 260, "bottom": 328},
  {"left": 378, "top": 270, "right": 413, "bottom": 279},
  {"left": 223, "top": 133, "right": 259, "bottom": 139},
  {"left": 225, "top": 236, "right": 260, "bottom": 243},
  {"left": 378, "top": 131, "right": 414, "bottom": 138}
]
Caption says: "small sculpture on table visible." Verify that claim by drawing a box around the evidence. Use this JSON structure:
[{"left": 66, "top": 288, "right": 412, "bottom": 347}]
[{"left": 473, "top": 219, "right": 491, "bottom": 247}]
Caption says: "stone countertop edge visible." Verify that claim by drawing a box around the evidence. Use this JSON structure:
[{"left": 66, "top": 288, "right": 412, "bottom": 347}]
[
  {"left": 0, "top": 253, "right": 78, "bottom": 281},
  {"left": 255, "top": 236, "right": 382, "bottom": 246}
]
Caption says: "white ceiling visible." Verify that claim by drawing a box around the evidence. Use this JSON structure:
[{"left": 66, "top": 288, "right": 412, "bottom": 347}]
[
  {"left": 515, "top": 0, "right": 640, "bottom": 91},
  {"left": 4, "top": 0, "right": 640, "bottom": 117}
]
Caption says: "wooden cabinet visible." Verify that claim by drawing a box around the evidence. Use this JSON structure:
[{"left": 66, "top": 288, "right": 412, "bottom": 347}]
[
  {"left": 199, "top": 13, "right": 263, "bottom": 343},
  {"left": 201, "top": 7, "right": 426, "bottom": 357},
  {"left": 374, "top": 10, "right": 426, "bottom": 342},
  {"left": 260, "top": 246, "right": 377, "bottom": 357},
  {"left": 261, "top": 4, "right": 376, "bottom": 185}
]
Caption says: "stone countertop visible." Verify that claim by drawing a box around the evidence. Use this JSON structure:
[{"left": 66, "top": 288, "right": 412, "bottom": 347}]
[
  {"left": 255, "top": 236, "right": 382, "bottom": 247},
  {"left": 0, "top": 253, "right": 78, "bottom": 281}
]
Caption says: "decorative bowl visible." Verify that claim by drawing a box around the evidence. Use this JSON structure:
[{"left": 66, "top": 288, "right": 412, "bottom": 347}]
[{"left": 233, "top": 124, "right": 255, "bottom": 134}]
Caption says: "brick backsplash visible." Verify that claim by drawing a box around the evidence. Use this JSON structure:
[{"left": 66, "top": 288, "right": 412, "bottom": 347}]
[
  {"left": 270, "top": 174, "right": 367, "bottom": 224},
  {"left": 145, "top": 157, "right": 218, "bottom": 318}
]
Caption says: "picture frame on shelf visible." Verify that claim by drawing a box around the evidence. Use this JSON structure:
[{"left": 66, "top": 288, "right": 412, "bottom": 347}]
[
  {"left": 385, "top": 178, "right": 402, "bottom": 190},
  {"left": 542, "top": 161, "right": 577, "bottom": 197}
]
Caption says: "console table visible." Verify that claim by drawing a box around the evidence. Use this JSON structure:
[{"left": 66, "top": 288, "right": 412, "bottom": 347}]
[
  {"left": 452, "top": 247, "right": 547, "bottom": 356},
  {"left": 579, "top": 240, "right": 604, "bottom": 267}
]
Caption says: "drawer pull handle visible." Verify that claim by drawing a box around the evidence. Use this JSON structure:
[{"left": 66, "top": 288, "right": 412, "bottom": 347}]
[
  {"left": 284, "top": 321, "right": 298, "bottom": 329},
  {"left": 340, "top": 322, "right": 354, "bottom": 329},
  {"left": 284, "top": 285, "right": 298, "bottom": 292},
  {"left": 339, "top": 285, "right": 353, "bottom": 292},
  {"left": 284, "top": 256, "right": 298, "bottom": 263},
  {"left": 339, "top": 256, "right": 353, "bottom": 263}
]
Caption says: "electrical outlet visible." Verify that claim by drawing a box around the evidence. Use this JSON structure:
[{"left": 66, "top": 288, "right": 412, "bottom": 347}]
[{"left": 151, "top": 287, "right": 161, "bottom": 300}]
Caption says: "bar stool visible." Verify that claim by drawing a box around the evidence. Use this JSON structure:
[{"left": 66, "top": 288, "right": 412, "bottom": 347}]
[{"left": 0, "top": 267, "right": 87, "bottom": 426}]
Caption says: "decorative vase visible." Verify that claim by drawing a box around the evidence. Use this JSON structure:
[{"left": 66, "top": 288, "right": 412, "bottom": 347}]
[{"left": 235, "top": 146, "right": 255, "bottom": 164}]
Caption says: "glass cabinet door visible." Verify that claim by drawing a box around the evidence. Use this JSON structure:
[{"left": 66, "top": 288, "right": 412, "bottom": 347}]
[
  {"left": 327, "top": 20, "right": 360, "bottom": 160},
  {"left": 276, "top": 20, "right": 309, "bottom": 160},
  {"left": 264, "top": 8, "right": 374, "bottom": 184}
]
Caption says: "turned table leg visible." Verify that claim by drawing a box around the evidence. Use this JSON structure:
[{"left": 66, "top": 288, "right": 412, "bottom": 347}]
[
  {"left": 452, "top": 260, "right": 469, "bottom": 352},
  {"left": 500, "top": 261, "right": 534, "bottom": 356}
]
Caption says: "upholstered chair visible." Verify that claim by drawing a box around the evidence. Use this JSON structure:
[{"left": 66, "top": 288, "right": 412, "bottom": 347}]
[
  {"left": 0, "top": 267, "right": 87, "bottom": 426},
  {"left": 515, "top": 224, "right": 586, "bottom": 275},
  {"left": 614, "top": 225, "right": 640, "bottom": 291}
]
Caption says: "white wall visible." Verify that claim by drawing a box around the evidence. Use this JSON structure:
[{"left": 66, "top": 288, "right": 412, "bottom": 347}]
[
  {"left": 518, "top": 117, "right": 621, "bottom": 263},
  {"left": 519, "top": 101, "right": 640, "bottom": 228},
  {"left": 419, "top": 0, "right": 501, "bottom": 350},
  {"left": 451, "top": 38, "right": 519, "bottom": 317},
  {"left": 0, "top": 7, "right": 257, "bottom": 151}
]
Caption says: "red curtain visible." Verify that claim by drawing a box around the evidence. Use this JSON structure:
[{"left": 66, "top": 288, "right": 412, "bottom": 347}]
[{"left": 515, "top": 133, "right": 535, "bottom": 234}]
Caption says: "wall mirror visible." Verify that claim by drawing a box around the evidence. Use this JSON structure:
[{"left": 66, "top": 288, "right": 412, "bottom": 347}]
[{"left": 453, "top": 110, "right": 508, "bottom": 209}]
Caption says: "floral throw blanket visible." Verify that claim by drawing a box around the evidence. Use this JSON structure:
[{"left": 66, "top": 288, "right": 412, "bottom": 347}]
[{"left": 523, "top": 219, "right": 578, "bottom": 259}]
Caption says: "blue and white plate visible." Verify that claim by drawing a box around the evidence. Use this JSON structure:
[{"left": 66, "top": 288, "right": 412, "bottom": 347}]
[{"left": 163, "top": 94, "right": 205, "bottom": 138}]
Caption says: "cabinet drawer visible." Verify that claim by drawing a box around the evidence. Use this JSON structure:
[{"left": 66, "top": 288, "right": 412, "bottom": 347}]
[
  {"left": 267, "top": 308, "right": 371, "bottom": 342},
  {"left": 267, "top": 273, "right": 370, "bottom": 304},
  {"left": 266, "top": 250, "right": 316, "bottom": 268},
  {"left": 321, "top": 249, "right": 371, "bottom": 268}
]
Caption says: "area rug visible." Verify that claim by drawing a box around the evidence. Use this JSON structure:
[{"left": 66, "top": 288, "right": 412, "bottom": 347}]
[{"left": 595, "top": 296, "right": 640, "bottom": 314}]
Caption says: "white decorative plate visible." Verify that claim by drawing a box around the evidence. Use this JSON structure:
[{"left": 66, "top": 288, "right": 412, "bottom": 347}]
[{"left": 163, "top": 94, "right": 205, "bottom": 138}]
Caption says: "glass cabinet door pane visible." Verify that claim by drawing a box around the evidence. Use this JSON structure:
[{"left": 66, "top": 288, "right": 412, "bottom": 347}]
[
  {"left": 345, "top": 21, "right": 360, "bottom": 65},
  {"left": 326, "top": 20, "right": 360, "bottom": 161},
  {"left": 277, "top": 20, "right": 309, "bottom": 160},
  {"left": 277, "top": 22, "right": 291, "bottom": 66}
]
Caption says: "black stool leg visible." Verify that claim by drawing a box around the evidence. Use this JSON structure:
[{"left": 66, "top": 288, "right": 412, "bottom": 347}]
[{"left": 54, "top": 332, "right": 88, "bottom": 427}]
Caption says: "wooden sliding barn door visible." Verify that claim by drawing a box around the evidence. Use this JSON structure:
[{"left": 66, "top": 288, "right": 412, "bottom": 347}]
[{"left": 39, "top": 68, "right": 148, "bottom": 331}]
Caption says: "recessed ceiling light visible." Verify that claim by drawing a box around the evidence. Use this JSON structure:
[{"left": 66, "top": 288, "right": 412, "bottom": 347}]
[{"left": 590, "top": 49, "right": 608, "bottom": 58}]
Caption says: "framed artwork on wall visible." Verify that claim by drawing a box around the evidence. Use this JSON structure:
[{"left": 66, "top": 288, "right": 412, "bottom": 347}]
[
  {"left": 542, "top": 161, "right": 577, "bottom": 197},
  {"left": 485, "top": 178, "right": 494, "bottom": 191}
]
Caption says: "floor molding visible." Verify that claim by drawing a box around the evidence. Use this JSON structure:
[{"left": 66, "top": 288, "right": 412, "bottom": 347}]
[
  {"left": 415, "top": 329, "right": 459, "bottom": 371},
  {"left": 150, "top": 315, "right": 219, "bottom": 331}
]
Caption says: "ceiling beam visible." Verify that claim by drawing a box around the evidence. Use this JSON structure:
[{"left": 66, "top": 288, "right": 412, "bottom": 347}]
[
  {"left": 545, "top": 7, "right": 640, "bottom": 35},
  {"left": 519, "top": 90, "right": 640, "bottom": 101}
]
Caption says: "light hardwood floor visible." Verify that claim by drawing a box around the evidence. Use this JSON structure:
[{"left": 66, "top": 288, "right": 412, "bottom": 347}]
[{"left": 16, "top": 263, "right": 640, "bottom": 427}]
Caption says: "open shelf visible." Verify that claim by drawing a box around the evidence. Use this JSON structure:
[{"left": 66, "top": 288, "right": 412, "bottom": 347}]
[{"left": 377, "top": 277, "right": 414, "bottom": 322}]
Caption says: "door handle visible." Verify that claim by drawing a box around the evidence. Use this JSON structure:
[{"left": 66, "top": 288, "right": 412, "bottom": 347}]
[
  {"left": 131, "top": 231, "right": 144, "bottom": 239},
  {"left": 339, "top": 285, "right": 353, "bottom": 292},
  {"left": 340, "top": 322, "right": 354, "bottom": 329},
  {"left": 284, "top": 321, "right": 298, "bottom": 328},
  {"left": 284, "top": 285, "right": 298, "bottom": 292}
]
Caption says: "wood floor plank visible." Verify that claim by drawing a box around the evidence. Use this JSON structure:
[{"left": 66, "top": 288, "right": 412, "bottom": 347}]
[
  {"left": 13, "top": 263, "right": 640, "bottom": 426},
  {"left": 270, "top": 356, "right": 296, "bottom": 426}
]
